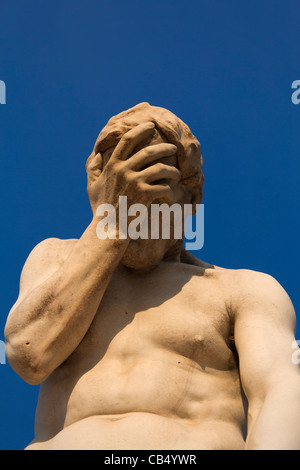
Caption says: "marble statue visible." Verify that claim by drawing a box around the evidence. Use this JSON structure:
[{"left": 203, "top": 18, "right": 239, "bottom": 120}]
[{"left": 4, "top": 103, "right": 300, "bottom": 450}]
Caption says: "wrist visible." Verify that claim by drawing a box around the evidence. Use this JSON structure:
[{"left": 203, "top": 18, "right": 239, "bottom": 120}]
[{"left": 89, "top": 215, "right": 130, "bottom": 246}]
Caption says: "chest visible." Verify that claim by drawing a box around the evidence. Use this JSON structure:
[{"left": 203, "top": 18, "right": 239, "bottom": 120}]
[{"left": 81, "top": 265, "right": 234, "bottom": 371}]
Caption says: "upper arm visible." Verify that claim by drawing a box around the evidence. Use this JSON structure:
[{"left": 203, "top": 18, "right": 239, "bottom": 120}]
[
  {"left": 234, "top": 271, "right": 299, "bottom": 418},
  {"left": 7, "top": 237, "right": 78, "bottom": 317}
]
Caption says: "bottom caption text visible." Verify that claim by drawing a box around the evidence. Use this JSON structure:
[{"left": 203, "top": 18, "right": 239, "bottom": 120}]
[{"left": 103, "top": 453, "right": 197, "bottom": 466}]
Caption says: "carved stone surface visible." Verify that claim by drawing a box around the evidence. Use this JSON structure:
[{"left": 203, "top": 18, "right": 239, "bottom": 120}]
[{"left": 5, "top": 103, "right": 300, "bottom": 450}]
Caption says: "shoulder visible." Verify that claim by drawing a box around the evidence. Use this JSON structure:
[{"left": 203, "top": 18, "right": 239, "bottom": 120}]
[
  {"left": 25, "top": 237, "right": 79, "bottom": 265},
  {"left": 230, "top": 268, "right": 291, "bottom": 302},
  {"left": 189, "top": 262, "right": 296, "bottom": 328},
  {"left": 227, "top": 268, "right": 296, "bottom": 328},
  {"left": 177, "top": 250, "right": 295, "bottom": 323},
  {"left": 206, "top": 264, "right": 291, "bottom": 300}
]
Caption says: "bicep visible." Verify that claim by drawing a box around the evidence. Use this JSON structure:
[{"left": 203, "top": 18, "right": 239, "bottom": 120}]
[
  {"left": 234, "top": 273, "right": 299, "bottom": 410},
  {"left": 9, "top": 238, "right": 77, "bottom": 314}
]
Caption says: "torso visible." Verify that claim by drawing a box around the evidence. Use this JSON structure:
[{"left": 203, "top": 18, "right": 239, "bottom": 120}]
[{"left": 26, "top": 261, "right": 246, "bottom": 450}]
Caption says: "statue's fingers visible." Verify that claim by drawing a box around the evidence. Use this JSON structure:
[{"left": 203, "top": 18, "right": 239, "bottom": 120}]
[
  {"left": 110, "top": 122, "right": 155, "bottom": 162},
  {"left": 127, "top": 143, "right": 177, "bottom": 171}
]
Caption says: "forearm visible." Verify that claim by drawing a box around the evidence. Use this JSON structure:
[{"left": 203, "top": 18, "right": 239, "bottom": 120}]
[
  {"left": 246, "top": 381, "right": 300, "bottom": 450},
  {"left": 5, "top": 217, "right": 129, "bottom": 383}
]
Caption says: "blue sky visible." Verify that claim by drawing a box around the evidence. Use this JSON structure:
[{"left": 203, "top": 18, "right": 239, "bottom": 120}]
[{"left": 0, "top": 0, "right": 299, "bottom": 450}]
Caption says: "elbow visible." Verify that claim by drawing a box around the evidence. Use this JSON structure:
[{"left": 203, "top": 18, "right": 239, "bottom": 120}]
[{"left": 4, "top": 332, "right": 52, "bottom": 385}]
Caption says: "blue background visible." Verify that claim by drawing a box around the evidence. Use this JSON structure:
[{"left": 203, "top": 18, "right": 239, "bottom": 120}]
[{"left": 0, "top": 0, "right": 299, "bottom": 450}]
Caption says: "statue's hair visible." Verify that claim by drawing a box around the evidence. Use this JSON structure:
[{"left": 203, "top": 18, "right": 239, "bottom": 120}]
[{"left": 87, "top": 102, "right": 204, "bottom": 204}]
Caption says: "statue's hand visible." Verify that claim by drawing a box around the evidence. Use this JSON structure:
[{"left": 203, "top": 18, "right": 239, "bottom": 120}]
[{"left": 87, "top": 122, "right": 180, "bottom": 215}]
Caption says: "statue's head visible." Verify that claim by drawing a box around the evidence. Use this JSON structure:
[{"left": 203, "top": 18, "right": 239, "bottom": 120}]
[{"left": 87, "top": 102, "right": 204, "bottom": 272}]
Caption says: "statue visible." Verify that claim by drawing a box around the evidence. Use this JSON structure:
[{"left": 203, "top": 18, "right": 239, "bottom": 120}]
[{"left": 4, "top": 103, "right": 300, "bottom": 450}]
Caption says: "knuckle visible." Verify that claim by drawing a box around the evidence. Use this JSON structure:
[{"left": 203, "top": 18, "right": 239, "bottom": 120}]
[
  {"left": 160, "top": 185, "right": 173, "bottom": 196},
  {"left": 130, "top": 172, "right": 143, "bottom": 186},
  {"left": 138, "top": 181, "right": 149, "bottom": 193},
  {"left": 144, "top": 146, "right": 155, "bottom": 156},
  {"left": 156, "top": 162, "right": 165, "bottom": 171},
  {"left": 136, "top": 180, "right": 145, "bottom": 192},
  {"left": 170, "top": 167, "right": 180, "bottom": 177},
  {"left": 113, "top": 161, "right": 124, "bottom": 174},
  {"left": 125, "top": 170, "right": 136, "bottom": 182},
  {"left": 121, "top": 134, "right": 131, "bottom": 144},
  {"left": 131, "top": 171, "right": 141, "bottom": 182}
]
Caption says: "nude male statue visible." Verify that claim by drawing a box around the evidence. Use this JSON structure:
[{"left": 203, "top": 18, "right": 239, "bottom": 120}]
[{"left": 4, "top": 103, "right": 300, "bottom": 450}]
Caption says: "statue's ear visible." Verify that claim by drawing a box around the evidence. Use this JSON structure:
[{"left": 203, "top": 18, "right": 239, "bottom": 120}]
[
  {"left": 86, "top": 152, "right": 95, "bottom": 171},
  {"left": 183, "top": 180, "right": 203, "bottom": 216},
  {"left": 192, "top": 172, "right": 204, "bottom": 215},
  {"left": 86, "top": 152, "right": 103, "bottom": 184},
  {"left": 191, "top": 188, "right": 203, "bottom": 216}
]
